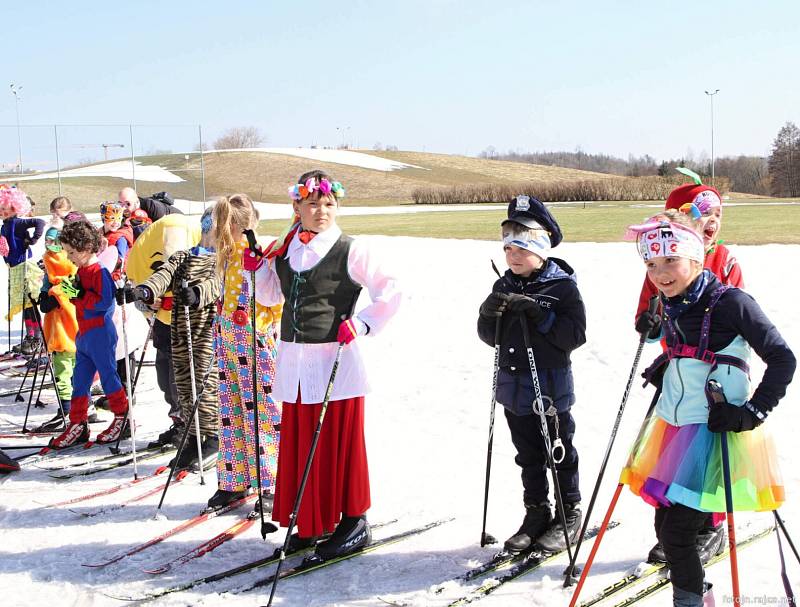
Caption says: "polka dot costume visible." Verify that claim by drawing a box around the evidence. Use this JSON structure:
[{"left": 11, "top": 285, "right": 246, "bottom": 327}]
[{"left": 216, "top": 239, "right": 282, "bottom": 492}]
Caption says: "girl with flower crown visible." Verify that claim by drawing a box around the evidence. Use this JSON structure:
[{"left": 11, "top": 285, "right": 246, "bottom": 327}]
[
  {"left": 247, "top": 169, "right": 401, "bottom": 561},
  {"left": 621, "top": 213, "right": 795, "bottom": 606}
]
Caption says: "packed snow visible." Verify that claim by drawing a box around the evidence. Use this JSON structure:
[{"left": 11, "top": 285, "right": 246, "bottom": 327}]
[
  {"left": 205, "top": 148, "right": 424, "bottom": 172},
  {"left": 9, "top": 160, "right": 185, "bottom": 184},
  {"left": 0, "top": 236, "right": 798, "bottom": 607}
]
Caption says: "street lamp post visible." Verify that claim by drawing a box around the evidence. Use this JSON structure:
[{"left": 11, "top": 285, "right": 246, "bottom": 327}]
[
  {"left": 704, "top": 89, "right": 719, "bottom": 186},
  {"left": 10, "top": 83, "right": 23, "bottom": 174}
]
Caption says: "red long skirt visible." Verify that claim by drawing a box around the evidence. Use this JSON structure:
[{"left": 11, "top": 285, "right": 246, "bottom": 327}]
[{"left": 272, "top": 395, "right": 370, "bottom": 538}]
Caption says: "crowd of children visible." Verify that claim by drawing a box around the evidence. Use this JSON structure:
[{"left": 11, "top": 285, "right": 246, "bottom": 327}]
[{"left": 0, "top": 168, "right": 796, "bottom": 607}]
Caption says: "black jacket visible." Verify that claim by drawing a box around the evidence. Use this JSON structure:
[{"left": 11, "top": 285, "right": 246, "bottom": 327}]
[
  {"left": 661, "top": 273, "right": 796, "bottom": 414},
  {"left": 139, "top": 192, "right": 183, "bottom": 222},
  {"left": 477, "top": 258, "right": 587, "bottom": 415}
]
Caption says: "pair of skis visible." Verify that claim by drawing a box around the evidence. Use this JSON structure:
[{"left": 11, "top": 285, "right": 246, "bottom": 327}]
[
  {"left": 576, "top": 524, "right": 774, "bottom": 607},
  {"left": 105, "top": 518, "right": 448, "bottom": 602},
  {"left": 380, "top": 522, "right": 618, "bottom": 607}
]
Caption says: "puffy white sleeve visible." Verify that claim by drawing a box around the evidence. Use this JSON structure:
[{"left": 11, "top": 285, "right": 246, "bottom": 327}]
[
  {"left": 253, "top": 259, "right": 284, "bottom": 307},
  {"left": 347, "top": 239, "right": 401, "bottom": 336}
]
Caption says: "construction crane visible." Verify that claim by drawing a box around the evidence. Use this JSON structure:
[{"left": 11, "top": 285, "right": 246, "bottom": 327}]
[{"left": 59, "top": 143, "right": 125, "bottom": 161}]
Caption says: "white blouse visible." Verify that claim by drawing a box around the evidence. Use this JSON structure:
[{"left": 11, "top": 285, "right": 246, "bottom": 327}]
[{"left": 253, "top": 224, "right": 401, "bottom": 403}]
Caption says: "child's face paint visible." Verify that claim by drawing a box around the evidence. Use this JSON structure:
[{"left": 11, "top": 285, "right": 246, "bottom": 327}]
[
  {"left": 504, "top": 244, "right": 544, "bottom": 278},
  {"left": 645, "top": 256, "right": 699, "bottom": 298},
  {"left": 104, "top": 219, "right": 122, "bottom": 232}
]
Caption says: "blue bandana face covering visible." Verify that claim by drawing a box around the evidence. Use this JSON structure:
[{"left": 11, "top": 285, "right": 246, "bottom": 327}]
[{"left": 502, "top": 230, "right": 551, "bottom": 259}]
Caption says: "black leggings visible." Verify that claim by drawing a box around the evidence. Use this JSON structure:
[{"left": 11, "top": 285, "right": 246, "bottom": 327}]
[{"left": 655, "top": 504, "right": 708, "bottom": 594}]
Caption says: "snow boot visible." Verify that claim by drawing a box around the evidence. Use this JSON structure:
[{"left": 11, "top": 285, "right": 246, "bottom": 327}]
[
  {"left": 313, "top": 515, "right": 372, "bottom": 561},
  {"left": 0, "top": 449, "right": 20, "bottom": 473},
  {"left": 647, "top": 541, "right": 667, "bottom": 563},
  {"left": 535, "top": 502, "right": 582, "bottom": 553},
  {"left": 95, "top": 413, "right": 128, "bottom": 444},
  {"left": 207, "top": 489, "right": 247, "bottom": 511},
  {"left": 697, "top": 523, "right": 726, "bottom": 565},
  {"left": 33, "top": 412, "right": 67, "bottom": 433},
  {"left": 504, "top": 501, "right": 552, "bottom": 554},
  {"left": 49, "top": 421, "right": 90, "bottom": 449},
  {"left": 147, "top": 423, "right": 184, "bottom": 449},
  {"left": 19, "top": 336, "right": 41, "bottom": 357}
]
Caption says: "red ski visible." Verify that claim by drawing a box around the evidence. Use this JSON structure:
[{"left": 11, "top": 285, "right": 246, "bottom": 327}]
[
  {"left": 143, "top": 514, "right": 257, "bottom": 574},
  {"left": 82, "top": 493, "right": 257, "bottom": 567},
  {"left": 71, "top": 470, "right": 189, "bottom": 518},
  {"left": 40, "top": 466, "right": 171, "bottom": 509}
]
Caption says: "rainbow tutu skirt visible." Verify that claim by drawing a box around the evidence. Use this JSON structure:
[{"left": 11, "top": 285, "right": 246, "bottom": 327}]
[{"left": 620, "top": 415, "right": 783, "bottom": 512}]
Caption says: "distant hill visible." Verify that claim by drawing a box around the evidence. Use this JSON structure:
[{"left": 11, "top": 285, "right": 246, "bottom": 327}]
[{"left": 3, "top": 149, "right": 621, "bottom": 212}]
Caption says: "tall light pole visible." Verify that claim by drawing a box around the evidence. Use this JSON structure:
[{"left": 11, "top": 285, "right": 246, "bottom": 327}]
[
  {"left": 10, "top": 83, "right": 23, "bottom": 174},
  {"left": 704, "top": 89, "right": 719, "bottom": 186}
]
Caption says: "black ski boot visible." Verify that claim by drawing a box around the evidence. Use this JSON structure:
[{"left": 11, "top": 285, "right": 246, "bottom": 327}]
[
  {"left": 504, "top": 501, "right": 552, "bottom": 554},
  {"left": 536, "top": 502, "right": 582, "bottom": 553},
  {"left": 33, "top": 412, "right": 67, "bottom": 433},
  {"left": 697, "top": 522, "right": 726, "bottom": 564},
  {"left": 19, "top": 336, "right": 41, "bottom": 357},
  {"left": 312, "top": 515, "right": 371, "bottom": 561},
  {"left": 170, "top": 435, "right": 218, "bottom": 471},
  {"left": 194, "top": 435, "right": 219, "bottom": 472},
  {"left": 269, "top": 533, "right": 326, "bottom": 558},
  {"left": 251, "top": 491, "right": 275, "bottom": 515},
  {"left": 206, "top": 489, "right": 247, "bottom": 511},
  {"left": 147, "top": 423, "right": 185, "bottom": 449},
  {"left": 647, "top": 541, "right": 666, "bottom": 563}
]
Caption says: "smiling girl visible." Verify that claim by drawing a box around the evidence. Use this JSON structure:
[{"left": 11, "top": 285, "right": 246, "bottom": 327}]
[{"left": 622, "top": 216, "right": 795, "bottom": 606}]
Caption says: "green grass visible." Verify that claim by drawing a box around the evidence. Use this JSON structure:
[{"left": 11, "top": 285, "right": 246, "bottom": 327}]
[{"left": 259, "top": 201, "right": 800, "bottom": 244}]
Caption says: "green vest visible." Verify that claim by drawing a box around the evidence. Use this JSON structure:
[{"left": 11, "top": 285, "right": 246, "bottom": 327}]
[{"left": 275, "top": 235, "right": 362, "bottom": 344}]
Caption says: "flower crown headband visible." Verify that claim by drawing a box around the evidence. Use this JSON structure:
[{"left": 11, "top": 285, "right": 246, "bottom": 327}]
[{"left": 288, "top": 177, "right": 345, "bottom": 202}]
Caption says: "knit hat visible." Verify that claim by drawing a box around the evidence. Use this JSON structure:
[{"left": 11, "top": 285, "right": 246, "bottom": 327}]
[{"left": 502, "top": 195, "right": 563, "bottom": 247}]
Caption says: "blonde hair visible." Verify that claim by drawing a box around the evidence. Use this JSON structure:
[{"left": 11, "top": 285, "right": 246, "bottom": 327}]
[
  {"left": 213, "top": 194, "right": 259, "bottom": 280},
  {"left": 50, "top": 196, "right": 72, "bottom": 214}
]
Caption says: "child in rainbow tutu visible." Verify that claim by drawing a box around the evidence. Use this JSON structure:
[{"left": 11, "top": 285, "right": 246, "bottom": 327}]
[{"left": 621, "top": 213, "right": 795, "bottom": 606}]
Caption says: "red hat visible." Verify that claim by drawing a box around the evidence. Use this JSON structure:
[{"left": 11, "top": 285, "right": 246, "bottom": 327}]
[{"left": 665, "top": 183, "right": 722, "bottom": 211}]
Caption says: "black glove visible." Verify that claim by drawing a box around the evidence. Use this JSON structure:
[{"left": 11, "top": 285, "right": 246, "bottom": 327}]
[
  {"left": 132, "top": 285, "right": 155, "bottom": 305},
  {"left": 635, "top": 309, "right": 662, "bottom": 339},
  {"left": 707, "top": 400, "right": 764, "bottom": 433},
  {"left": 479, "top": 292, "right": 509, "bottom": 317},
  {"left": 175, "top": 284, "right": 200, "bottom": 309},
  {"left": 36, "top": 259, "right": 45, "bottom": 271},
  {"left": 505, "top": 293, "right": 546, "bottom": 322},
  {"left": 39, "top": 293, "right": 60, "bottom": 314},
  {"left": 23, "top": 237, "right": 33, "bottom": 248},
  {"left": 115, "top": 282, "right": 135, "bottom": 305}
]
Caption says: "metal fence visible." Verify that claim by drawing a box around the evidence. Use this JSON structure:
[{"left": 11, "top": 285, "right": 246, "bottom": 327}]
[{"left": 0, "top": 123, "right": 208, "bottom": 212}]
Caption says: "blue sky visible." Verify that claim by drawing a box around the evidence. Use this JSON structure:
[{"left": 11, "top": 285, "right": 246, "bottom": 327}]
[{"left": 1, "top": 1, "right": 798, "bottom": 168}]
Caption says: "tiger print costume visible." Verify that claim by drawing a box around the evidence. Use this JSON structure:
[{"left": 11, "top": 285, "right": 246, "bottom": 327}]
[{"left": 139, "top": 248, "right": 219, "bottom": 437}]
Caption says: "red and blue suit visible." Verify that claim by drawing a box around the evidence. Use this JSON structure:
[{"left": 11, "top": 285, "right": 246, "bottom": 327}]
[{"left": 69, "top": 262, "right": 128, "bottom": 423}]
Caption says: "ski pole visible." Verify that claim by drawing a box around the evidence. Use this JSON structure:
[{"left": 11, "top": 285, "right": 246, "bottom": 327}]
[
  {"left": 18, "top": 261, "right": 26, "bottom": 349},
  {"left": 21, "top": 337, "right": 46, "bottom": 433},
  {"left": 244, "top": 228, "right": 271, "bottom": 539},
  {"left": 568, "top": 388, "right": 662, "bottom": 606},
  {"left": 564, "top": 295, "right": 658, "bottom": 585},
  {"left": 266, "top": 341, "right": 346, "bottom": 607},
  {"left": 707, "top": 379, "right": 740, "bottom": 602},
  {"left": 117, "top": 278, "right": 138, "bottom": 480},
  {"left": 774, "top": 511, "right": 800, "bottom": 565},
  {"left": 479, "top": 313, "right": 502, "bottom": 547},
  {"left": 152, "top": 353, "right": 216, "bottom": 519},
  {"left": 27, "top": 293, "right": 66, "bottom": 424},
  {"left": 519, "top": 312, "right": 575, "bottom": 567},
  {"left": 1, "top": 443, "right": 50, "bottom": 450},
  {"left": 181, "top": 279, "right": 205, "bottom": 486},
  {"left": 6, "top": 265, "right": 10, "bottom": 352}
]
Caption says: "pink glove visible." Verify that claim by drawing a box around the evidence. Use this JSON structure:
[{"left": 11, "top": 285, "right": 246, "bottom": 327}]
[
  {"left": 0, "top": 236, "right": 8, "bottom": 258},
  {"left": 337, "top": 318, "right": 361, "bottom": 345},
  {"left": 242, "top": 246, "right": 264, "bottom": 272}
]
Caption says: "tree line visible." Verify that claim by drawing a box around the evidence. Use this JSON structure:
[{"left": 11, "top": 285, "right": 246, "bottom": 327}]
[{"left": 479, "top": 122, "right": 800, "bottom": 198}]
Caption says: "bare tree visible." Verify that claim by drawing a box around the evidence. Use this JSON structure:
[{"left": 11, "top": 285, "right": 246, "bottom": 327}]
[
  {"left": 768, "top": 122, "right": 800, "bottom": 197},
  {"left": 213, "top": 126, "right": 266, "bottom": 150}
]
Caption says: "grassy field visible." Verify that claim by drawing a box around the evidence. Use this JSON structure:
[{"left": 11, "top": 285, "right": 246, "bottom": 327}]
[{"left": 258, "top": 201, "right": 800, "bottom": 245}]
